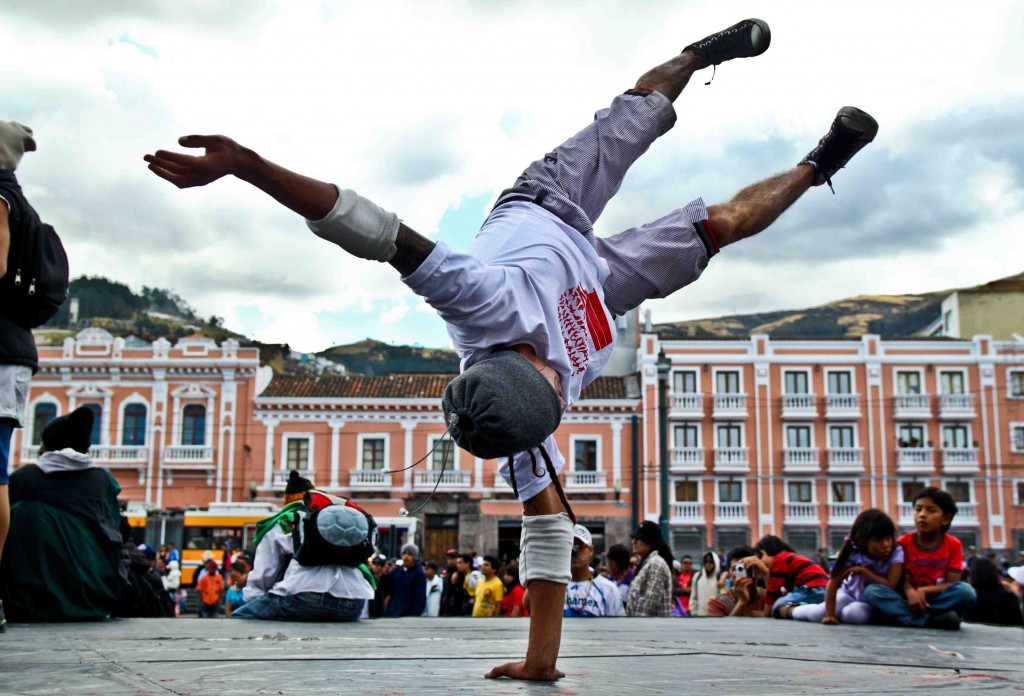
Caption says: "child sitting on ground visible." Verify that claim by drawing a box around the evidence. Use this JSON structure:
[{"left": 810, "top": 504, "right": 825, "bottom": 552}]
[
  {"left": 746, "top": 535, "right": 830, "bottom": 618},
  {"left": 792, "top": 509, "right": 902, "bottom": 624},
  {"left": 864, "top": 486, "right": 977, "bottom": 630}
]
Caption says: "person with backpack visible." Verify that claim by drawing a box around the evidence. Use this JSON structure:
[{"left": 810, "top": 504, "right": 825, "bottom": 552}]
[
  {"left": 232, "top": 489, "right": 376, "bottom": 622},
  {"left": 0, "top": 120, "right": 70, "bottom": 631}
]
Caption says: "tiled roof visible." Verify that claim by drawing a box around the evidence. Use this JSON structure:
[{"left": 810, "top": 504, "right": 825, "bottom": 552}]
[{"left": 260, "top": 373, "right": 637, "bottom": 401}]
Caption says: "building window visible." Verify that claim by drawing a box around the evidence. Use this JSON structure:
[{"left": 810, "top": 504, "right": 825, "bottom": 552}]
[
  {"left": 829, "top": 425, "right": 855, "bottom": 449},
  {"left": 31, "top": 403, "right": 58, "bottom": 446},
  {"left": 718, "top": 480, "right": 743, "bottom": 503},
  {"left": 897, "top": 423, "right": 926, "bottom": 448},
  {"left": 82, "top": 402, "right": 102, "bottom": 445},
  {"left": 673, "top": 370, "right": 697, "bottom": 393},
  {"left": 896, "top": 371, "right": 922, "bottom": 395},
  {"left": 941, "top": 424, "right": 969, "bottom": 449},
  {"left": 673, "top": 423, "right": 699, "bottom": 448},
  {"left": 786, "top": 425, "right": 812, "bottom": 449},
  {"left": 361, "top": 437, "right": 386, "bottom": 470},
  {"left": 946, "top": 480, "right": 972, "bottom": 504},
  {"left": 939, "top": 371, "right": 965, "bottom": 395},
  {"left": 787, "top": 481, "right": 813, "bottom": 503},
  {"left": 1016, "top": 481, "right": 1024, "bottom": 506},
  {"left": 784, "top": 371, "right": 809, "bottom": 394},
  {"left": 901, "top": 480, "right": 926, "bottom": 503},
  {"left": 574, "top": 439, "right": 598, "bottom": 472},
  {"left": 715, "top": 371, "right": 740, "bottom": 394},
  {"left": 827, "top": 371, "right": 853, "bottom": 394},
  {"left": 122, "top": 404, "right": 147, "bottom": 446},
  {"left": 286, "top": 438, "right": 310, "bottom": 470},
  {"left": 430, "top": 438, "right": 456, "bottom": 471},
  {"left": 675, "top": 480, "right": 700, "bottom": 502},
  {"left": 1010, "top": 371, "right": 1024, "bottom": 398},
  {"left": 1012, "top": 426, "right": 1024, "bottom": 453},
  {"left": 830, "top": 480, "right": 857, "bottom": 503},
  {"left": 716, "top": 423, "right": 742, "bottom": 448},
  {"left": 181, "top": 404, "right": 206, "bottom": 446}
]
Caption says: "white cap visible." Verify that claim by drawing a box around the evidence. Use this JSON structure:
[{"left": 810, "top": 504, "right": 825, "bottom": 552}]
[{"left": 572, "top": 524, "right": 593, "bottom": 547}]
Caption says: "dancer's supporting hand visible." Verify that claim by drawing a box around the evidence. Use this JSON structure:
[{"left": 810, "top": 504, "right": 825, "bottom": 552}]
[{"left": 144, "top": 135, "right": 248, "bottom": 189}]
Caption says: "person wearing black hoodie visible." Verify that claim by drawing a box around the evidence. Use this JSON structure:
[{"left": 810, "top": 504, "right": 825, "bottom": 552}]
[{"left": 0, "top": 406, "right": 124, "bottom": 622}]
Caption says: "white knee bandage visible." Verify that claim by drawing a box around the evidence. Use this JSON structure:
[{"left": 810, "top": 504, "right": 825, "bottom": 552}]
[
  {"left": 518, "top": 512, "right": 572, "bottom": 586},
  {"left": 305, "top": 186, "right": 400, "bottom": 262}
]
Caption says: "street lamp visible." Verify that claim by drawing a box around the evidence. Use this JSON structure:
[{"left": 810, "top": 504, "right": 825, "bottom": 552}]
[{"left": 656, "top": 348, "right": 672, "bottom": 542}]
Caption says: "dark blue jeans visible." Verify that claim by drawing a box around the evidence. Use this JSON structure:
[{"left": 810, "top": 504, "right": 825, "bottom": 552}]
[
  {"left": 231, "top": 592, "right": 364, "bottom": 622},
  {"left": 0, "top": 418, "right": 15, "bottom": 485},
  {"left": 864, "top": 582, "right": 977, "bottom": 627}
]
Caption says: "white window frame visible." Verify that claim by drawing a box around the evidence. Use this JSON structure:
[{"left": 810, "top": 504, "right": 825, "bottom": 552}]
[
  {"left": 784, "top": 478, "right": 816, "bottom": 504},
  {"left": 671, "top": 367, "right": 700, "bottom": 394},
  {"left": 937, "top": 368, "right": 968, "bottom": 395},
  {"left": 712, "top": 367, "right": 743, "bottom": 395},
  {"left": 28, "top": 393, "right": 62, "bottom": 446},
  {"left": 825, "top": 368, "right": 856, "bottom": 395},
  {"left": 179, "top": 402, "right": 208, "bottom": 446},
  {"left": 280, "top": 432, "right": 314, "bottom": 471},
  {"left": 1011, "top": 423, "right": 1024, "bottom": 453},
  {"left": 673, "top": 422, "right": 702, "bottom": 449},
  {"left": 117, "top": 394, "right": 151, "bottom": 447},
  {"left": 428, "top": 434, "right": 459, "bottom": 470},
  {"left": 785, "top": 423, "right": 815, "bottom": 448},
  {"left": 569, "top": 435, "right": 602, "bottom": 472},
  {"left": 782, "top": 367, "right": 813, "bottom": 395},
  {"left": 714, "top": 478, "right": 747, "bottom": 504},
  {"left": 896, "top": 422, "right": 928, "bottom": 448},
  {"left": 826, "top": 478, "right": 860, "bottom": 504},
  {"left": 1014, "top": 479, "right": 1024, "bottom": 507},
  {"left": 897, "top": 478, "right": 933, "bottom": 503},
  {"left": 357, "top": 433, "right": 390, "bottom": 471},
  {"left": 893, "top": 367, "right": 926, "bottom": 395},
  {"left": 672, "top": 477, "right": 703, "bottom": 504},
  {"left": 827, "top": 423, "right": 858, "bottom": 449},
  {"left": 940, "top": 422, "right": 972, "bottom": 449},
  {"left": 1006, "top": 369, "right": 1024, "bottom": 399},
  {"left": 940, "top": 478, "right": 976, "bottom": 505},
  {"left": 715, "top": 422, "right": 745, "bottom": 448}
]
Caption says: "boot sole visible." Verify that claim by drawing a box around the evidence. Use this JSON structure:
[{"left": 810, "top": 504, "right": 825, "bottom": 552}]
[{"left": 837, "top": 106, "right": 879, "bottom": 141}]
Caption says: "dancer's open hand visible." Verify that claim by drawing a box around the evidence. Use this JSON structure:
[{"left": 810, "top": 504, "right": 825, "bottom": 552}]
[{"left": 144, "top": 135, "right": 248, "bottom": 188}]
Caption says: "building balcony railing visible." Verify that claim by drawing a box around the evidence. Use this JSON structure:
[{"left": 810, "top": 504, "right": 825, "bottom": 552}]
[
  {"left": 952, "top": 503, "right": 979, "bottom": 526},
  {"left": 565, "top": 470, "right": 608, "bottom": 490},
  {"left": 272, "top": 468, "right": 316, "bottom": 487},
  {"left": 898, "top": 503, "right": 914, "bottom": 527},
  {"left": 784, "top": 502, "right": 818, "bottom": 525},
  {"left": 22, "top": 444, "right": 150, "bottom": 484},
  {"left": 163, "top": 445, "right": 214, "bottom": 464},
  {"left": 712, "top": 393, "right": 748, "bottom": 419},
  {"left": 828, "top": 502, "right": 862, "bottom": 525},
  {"left": 671, "top": 501, "right": 705, "bottom": 524},
  {"left": 781, "top": 393, "right": 817, "bottom": 419},
  {"left": 669, "top": 392, "right": 704, "bottom": 418},
  {"left": 896, "top": 447, "right": 934, "bottom": 474},
  {"left": 713, "top": 447, "right": 749, "bottom": 473},
  {"left": 714, "top": 502, "right": 749, "bottom": 525},
  {"left": 783, "top": 447, "right": 820, "bottom": 473},
  {"left": 894, "top": 393, "right": 932, "bottom": 419},
  {"left": 941, "top": 447, "right": 980, "bottom": 474},
  {"left": 349, "top": 469, "right": 391, "bottom": 488},
  {"left": 414, "top": 469, "right": 472, "bottom": 489},
  {"left": 670, "top": 447, "right": 705, "bottom": 474},
  {"left": 825, "top": 394, "right": 861, "bottom": 419},
  {"left": 939, "top": 393, "right": 976, "bottom": 419},
  {"left": 827, "top": 447, "right": 864, "bottom": 473}
]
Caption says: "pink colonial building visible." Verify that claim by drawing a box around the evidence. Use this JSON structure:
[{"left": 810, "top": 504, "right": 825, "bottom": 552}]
[{"left": 639, "top": 332, "right": 1024, "bottom": 557}]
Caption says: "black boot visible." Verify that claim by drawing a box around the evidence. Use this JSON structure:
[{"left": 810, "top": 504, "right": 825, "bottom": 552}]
[
  {"left": 684, "top": 19, "right": 771, "bottom": 66},
  {"left": 800, "top": 106, "right": 879, "bottom": 192}
]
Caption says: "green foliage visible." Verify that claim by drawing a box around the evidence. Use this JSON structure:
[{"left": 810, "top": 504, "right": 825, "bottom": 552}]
[{"left": 319, "top": 340, "right": 458, "bottom": 375}]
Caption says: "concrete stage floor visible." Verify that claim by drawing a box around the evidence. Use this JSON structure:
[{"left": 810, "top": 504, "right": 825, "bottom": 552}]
[{"left": 2, "top": 617, "right": 1022, "bottom": 695}]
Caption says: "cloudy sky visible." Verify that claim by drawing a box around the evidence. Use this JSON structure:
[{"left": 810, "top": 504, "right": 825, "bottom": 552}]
[{"left": 2, "top": 0, "right": 1021, "bottom": 351}]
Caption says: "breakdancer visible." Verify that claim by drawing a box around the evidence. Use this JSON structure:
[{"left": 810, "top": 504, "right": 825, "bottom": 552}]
[{"left": 145, "top": 17, "right": 877, "bottom": 680}]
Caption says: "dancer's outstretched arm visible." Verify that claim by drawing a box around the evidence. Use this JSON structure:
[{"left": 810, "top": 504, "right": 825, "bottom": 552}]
[{"left": 144, "top": 135, "right": 435, "bottom": 276}]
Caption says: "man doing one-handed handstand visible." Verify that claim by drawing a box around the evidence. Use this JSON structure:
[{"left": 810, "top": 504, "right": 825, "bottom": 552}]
[{"left": 145, "top": 18, "right": 877, "bottom": 681}]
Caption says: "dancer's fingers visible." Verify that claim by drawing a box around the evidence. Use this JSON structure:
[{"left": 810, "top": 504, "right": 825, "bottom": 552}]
[
  {"left": 147, "top": 162, "right": 197, "bottom": 188},
  {"left": 150, "top": 149, "right": 207, "bottom": 167},
  {"left": 179, "top": 134, "right": 224, "bottom": 149},
  {"left": 143, "top": 154, "right": 191, "bottom": 175}
]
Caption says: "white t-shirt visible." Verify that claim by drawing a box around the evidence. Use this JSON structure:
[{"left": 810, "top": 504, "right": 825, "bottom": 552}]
[
  {"left": 403, "top": 202, "right": 617, "bottom": 501},
  {"left": 423, "top": 575, "right": 443, "bottom": 617},
  {"left": 564, "top": 574, "right": 624, "bottom": 617}
]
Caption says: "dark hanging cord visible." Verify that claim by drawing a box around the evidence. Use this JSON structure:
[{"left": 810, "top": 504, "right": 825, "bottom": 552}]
[
  {"left": 507, "top": 455, "right": 519, "bottom": 499},
  {"left": 399, "top": 413, "right": 459, "bottom": 518},
  {"left": 529, "top": 449, "right": 545, "bottom": 478},
  {"left": 538, "top": 444, "right": 576, "bottom": 524},
  {"left": 704, "top": 64, "right": 716, "bottom": 86},
  {"left": 384, "top": 413, "right": 458, "bottom": 475}
]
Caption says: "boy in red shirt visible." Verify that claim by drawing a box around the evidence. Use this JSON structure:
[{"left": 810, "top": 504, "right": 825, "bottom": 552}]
[
  {"left": 744, "top": 535, "right": 830, "bottom": 618},
  {"left": 864, "top": 487, "right": 976, "bottom": 630}
]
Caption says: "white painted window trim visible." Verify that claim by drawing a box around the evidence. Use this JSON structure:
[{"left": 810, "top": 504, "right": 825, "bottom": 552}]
[
  {"left": 939, "top": 477, "right": 976, "bottom": 504},
  {"left": 672, "top": 422, "right": 702, "bottom": 448},
  {"left": 936, "top": 367, "right": 969, "bottom": 395},
  {"left": 892, "top": 366, "right": 926, "bottom": 395},
  {"left": 27, "top": 393, "right": 61, "bottom": 446},
  {"left": 1006, "top": 368, "right": 1024, "bottom": 398},
  {"left": 427, "top": 434, "right": 459, "bottom": 470},
  {"left": 671, "top": 476, "right": 704, "bottom": 503},
  {"left": 785, "top": 422, "right": 816, "bottom": 447},
  {"left": 714, "top": 478, "right": 747, "bottom": 504},
  {"left": 179, "top": 402, "right": 208, "bottom": 446},
  {"left": 357, "top": 433, "right": 390, "bottom": 470},
  {"left": 897, "top": 477, "right": 935, "bottom": 503},
  {"left": 1013, "top": 479, "right": 1024, "bottom": 507},
  {"left": 826, "top": 478, "right": 860, "bottom": 504},
  {"left": 280, "top": 432, "right": 315, "bottom": 471},
  {"left": 117, "top": 394, "right": 151, "bottom": 446},
  {"left": 569, "top": 434, "right": 603, "bottom": 472},
  {"left": 896, "top": 421, "right": 929, "bottom": 445},
  {"left": 711, "top": 366, "right": 744, "bottom": 395},
  {"left": 714, "top": 421, "right": 745, "bottom": 448},
  {"left": 784, "top": 478, "right": 816, "bottom": 503},
  {"left": 1010, "top": 423, "right": 1024, "bottom": 453},
  {"left": 939, "top": 421, "right": 972, "bottom": 448},
  {"left": 824, "top": 367, "right": 856, "bottom": 395},
  {"left": 671, "top": 366, "right": 701, "bottom": 394},
  {"left": 826, "top": 422, "right": 859, "bottom": 448},
  {"left": 782, "top": 366, "right": 813, "bottom": 394}
]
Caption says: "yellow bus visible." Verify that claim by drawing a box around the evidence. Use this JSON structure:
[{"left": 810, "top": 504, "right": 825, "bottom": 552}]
[{"left": 181, "top": 502, "right": 279, "bottom": 585}]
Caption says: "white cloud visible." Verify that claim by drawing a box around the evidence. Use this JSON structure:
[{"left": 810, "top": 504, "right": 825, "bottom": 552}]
[{"left": 1, "top": 0, "right": 1021, "bottom": 350}]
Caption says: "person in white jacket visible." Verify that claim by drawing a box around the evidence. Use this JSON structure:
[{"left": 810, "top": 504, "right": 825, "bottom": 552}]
[
  {"left": 145, "top": 16, "right": 878, "bottom": 679},
  {"left": 688, "top": 551, "right": 722, "bottom": 617}
]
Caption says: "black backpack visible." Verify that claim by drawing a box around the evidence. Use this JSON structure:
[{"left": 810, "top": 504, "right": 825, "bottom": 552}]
[
  {"left": 292, "top": 490, "right": 378, "bottom": 568},
  {"left": 0, "top": 171, "right": 69, "bottom": 328}
]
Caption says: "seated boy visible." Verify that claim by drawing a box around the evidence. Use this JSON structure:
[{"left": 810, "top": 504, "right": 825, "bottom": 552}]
[
  {"left": 864, "top": 487, "right": 977, "bottom": 630},
  {"left": 745, "top": 535, "right": 829, "bottom": 618}
]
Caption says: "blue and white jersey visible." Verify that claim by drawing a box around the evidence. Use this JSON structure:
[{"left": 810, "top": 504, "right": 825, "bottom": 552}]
[{"left": 564, "top": 574, "right": 625, "bottom": 617}]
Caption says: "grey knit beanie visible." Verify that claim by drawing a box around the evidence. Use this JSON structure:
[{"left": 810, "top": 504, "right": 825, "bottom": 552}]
[
  {"left": 442, "top": 350, "right": 562, "bottom": 460},
  {"left": 401, "top": 543, "right": 420, "bottom": 559},
  {"left": 0, "top": 120, "right": 36, "bottom": 171}
]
